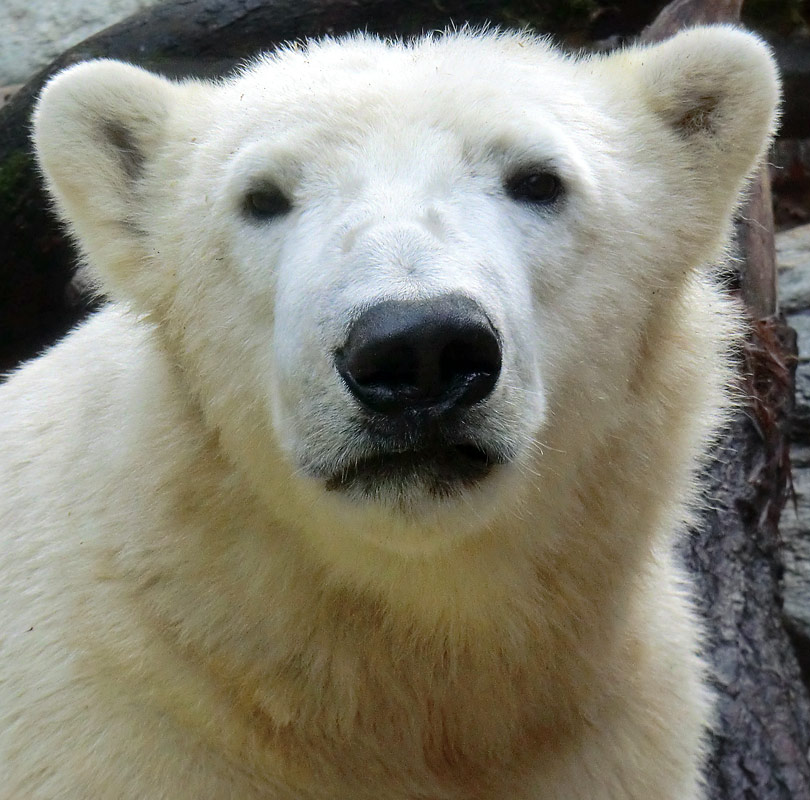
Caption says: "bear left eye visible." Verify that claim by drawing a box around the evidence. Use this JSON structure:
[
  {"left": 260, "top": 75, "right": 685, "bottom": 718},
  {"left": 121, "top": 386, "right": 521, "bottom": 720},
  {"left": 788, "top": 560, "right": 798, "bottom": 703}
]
[
  {"left": 505, "top": 169, "right": 563, "bottom": 207},
  {"left": 243, "top": 185, "right": 292, "bottom": 221}
]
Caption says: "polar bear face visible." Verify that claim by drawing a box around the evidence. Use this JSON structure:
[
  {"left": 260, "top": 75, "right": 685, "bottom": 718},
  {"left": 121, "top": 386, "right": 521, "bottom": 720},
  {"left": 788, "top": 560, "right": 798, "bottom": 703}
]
[{"left": 34, "top": 28, "right": 778, "bottom": 551}]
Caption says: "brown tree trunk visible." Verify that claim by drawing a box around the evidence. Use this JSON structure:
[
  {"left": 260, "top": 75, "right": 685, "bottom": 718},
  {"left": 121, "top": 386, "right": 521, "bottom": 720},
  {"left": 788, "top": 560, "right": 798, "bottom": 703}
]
[
  {"left": 644, "top": 2, "right": 810, "bottom": 798},
  {"left": 691, "top": 321, "right": 810, "bottom": 799}
]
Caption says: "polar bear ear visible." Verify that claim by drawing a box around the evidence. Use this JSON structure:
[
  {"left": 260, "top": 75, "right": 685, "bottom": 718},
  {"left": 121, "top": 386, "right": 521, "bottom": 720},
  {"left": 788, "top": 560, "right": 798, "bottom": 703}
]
[
  {"left": 616, "top": 25, "right": 779, "bottom": 202},
  {"left": 33, "top": 60, "right": 180, "bottom": 291}
]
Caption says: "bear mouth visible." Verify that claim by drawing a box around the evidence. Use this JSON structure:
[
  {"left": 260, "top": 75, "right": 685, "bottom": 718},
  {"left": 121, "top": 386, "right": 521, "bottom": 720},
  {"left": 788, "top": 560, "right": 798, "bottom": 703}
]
[{"left": 324, "top": 442, "right": 498, "bottom": 499}]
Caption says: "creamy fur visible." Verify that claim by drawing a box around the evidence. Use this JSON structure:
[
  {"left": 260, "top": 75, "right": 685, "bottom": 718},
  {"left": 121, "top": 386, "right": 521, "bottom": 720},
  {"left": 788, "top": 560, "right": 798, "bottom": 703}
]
[{"left": 0, "top": 27, "right": 779, "bottom": 799}]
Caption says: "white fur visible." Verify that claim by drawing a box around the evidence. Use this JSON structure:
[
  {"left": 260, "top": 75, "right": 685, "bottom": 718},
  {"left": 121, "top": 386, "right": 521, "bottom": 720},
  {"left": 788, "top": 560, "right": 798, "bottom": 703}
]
[{"left": 0, "top": 26, "right": 779, "bottom": 799}]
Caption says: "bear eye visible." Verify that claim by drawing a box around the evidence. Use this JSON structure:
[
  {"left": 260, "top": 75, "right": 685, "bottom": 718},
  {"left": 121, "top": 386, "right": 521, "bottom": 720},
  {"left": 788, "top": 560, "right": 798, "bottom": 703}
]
[
  {"left": 505, "top": 169, "right": 563, "bottom": 207},
  {"left": 243, "top": 184, "right": 292, "bottom": 221}
]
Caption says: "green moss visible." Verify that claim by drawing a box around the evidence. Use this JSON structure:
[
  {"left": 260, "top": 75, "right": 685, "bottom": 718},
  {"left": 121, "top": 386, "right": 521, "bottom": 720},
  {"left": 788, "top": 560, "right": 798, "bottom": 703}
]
[{"left": 0, "top": 150, "right": 33, "bottom": 215}]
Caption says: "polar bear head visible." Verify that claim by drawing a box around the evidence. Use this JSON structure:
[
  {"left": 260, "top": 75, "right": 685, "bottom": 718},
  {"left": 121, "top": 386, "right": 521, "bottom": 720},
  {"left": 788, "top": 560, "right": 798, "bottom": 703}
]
[{"left": 34, "top": 27, "right": 778, "bottom": 553}]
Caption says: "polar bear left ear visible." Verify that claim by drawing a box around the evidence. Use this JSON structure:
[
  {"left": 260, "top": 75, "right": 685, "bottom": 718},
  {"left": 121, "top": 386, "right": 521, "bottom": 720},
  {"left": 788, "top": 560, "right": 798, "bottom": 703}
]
[
  {"left": 612, "top": 25, "right": 780, "bottom": 209},
  {"left": 33, "top": 60, "right": 183, "bottom": 292}
]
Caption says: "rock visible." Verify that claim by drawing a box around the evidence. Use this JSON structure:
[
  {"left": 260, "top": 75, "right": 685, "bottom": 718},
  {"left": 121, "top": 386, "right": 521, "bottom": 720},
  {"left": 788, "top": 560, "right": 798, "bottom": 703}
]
[
  {"left": 777, "top": 223, "right": 810, "bottom": 314},
  {"left": 0, "top": 86, "right": 21, "bottom": 108},
  {"left": 0, "top": 0, "right": 160, "bottom": 85}
]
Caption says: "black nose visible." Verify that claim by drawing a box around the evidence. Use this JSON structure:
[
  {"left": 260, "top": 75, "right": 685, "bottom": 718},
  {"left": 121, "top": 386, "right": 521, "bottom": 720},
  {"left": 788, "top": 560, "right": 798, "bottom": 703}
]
[{"left": 335, "top": 295, "right": 501, "bottom": 415}]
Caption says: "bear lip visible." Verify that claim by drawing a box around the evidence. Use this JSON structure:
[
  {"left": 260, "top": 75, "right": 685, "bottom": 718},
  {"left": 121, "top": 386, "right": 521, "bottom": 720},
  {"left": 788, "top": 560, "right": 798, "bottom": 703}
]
[{"left": 323, "top": 442, "right": 499, "bottom": 499}]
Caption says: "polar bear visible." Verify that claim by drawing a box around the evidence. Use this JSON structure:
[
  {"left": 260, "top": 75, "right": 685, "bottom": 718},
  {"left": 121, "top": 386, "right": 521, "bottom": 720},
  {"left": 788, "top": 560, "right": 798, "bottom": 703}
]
[{"left": 0, "top": 25, "right": 778, "bottom": 800}]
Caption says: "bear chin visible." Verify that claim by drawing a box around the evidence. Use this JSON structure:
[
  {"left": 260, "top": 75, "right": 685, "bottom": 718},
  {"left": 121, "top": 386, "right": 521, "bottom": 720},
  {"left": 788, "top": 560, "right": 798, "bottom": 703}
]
[{"left": 323, "top": 441, "right": 500, "bottom": 503}]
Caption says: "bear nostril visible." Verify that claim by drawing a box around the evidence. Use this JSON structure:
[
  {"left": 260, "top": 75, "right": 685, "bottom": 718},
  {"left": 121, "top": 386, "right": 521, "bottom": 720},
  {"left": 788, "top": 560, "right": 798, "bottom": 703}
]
[
  {"left": 336, "top": 295, "right": 501, "bottom": 415},
  {"left": 353, "top": 351, "right": 417, "bottom": 394}
]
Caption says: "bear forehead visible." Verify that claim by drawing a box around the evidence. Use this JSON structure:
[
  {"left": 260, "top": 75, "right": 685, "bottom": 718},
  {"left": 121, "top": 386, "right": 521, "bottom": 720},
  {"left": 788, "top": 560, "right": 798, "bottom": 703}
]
[
  {"left": 237, "top": 36, "right": 583, "bottom": 115},
  {"left": 207, "top": 33, "right": 602, "bottom": 161},
  {"left": 247, "top": 31, "right": 571, "bottom": 90}
]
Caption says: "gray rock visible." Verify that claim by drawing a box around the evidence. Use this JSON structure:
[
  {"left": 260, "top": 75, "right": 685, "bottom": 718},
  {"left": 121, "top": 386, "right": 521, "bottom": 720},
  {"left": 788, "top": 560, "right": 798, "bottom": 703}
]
[
  {"left": 786, "top": 312, "right": 810, "bottom": 439},
  {"left": 0, "top": 0, "right": 160, "bottom": 85},
  {"left": 778, "top": 223, "right": 810, "bottom": 314}
]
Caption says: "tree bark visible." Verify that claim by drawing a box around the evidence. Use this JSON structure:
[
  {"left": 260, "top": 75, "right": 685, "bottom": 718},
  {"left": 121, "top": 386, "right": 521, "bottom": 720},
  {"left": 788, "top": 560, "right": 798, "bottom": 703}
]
[
  {"left": 691, "top": 320, "right": 810, "bottom": 799},
  {"left": 644, "top": 2, "right": 810, "bottom": 798},
  {"left": 768, "top": 36, "right": 810, "bottom": 140}
]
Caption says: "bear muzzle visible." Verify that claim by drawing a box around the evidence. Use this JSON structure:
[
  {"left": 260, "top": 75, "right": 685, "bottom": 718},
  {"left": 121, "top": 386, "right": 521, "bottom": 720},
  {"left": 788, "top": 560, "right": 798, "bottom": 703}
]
[{"left": 328, "top": 294, "right": 504, "bottom": 498}]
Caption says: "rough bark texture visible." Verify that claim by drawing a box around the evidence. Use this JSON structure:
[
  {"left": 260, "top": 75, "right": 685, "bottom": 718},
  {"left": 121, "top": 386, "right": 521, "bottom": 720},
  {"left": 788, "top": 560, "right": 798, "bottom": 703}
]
[
  {"left": 776, "top": 223, "right": 810, "bottom": 686},
  {"left": 769, "top": 36, "right": 810, "bottom": 140},
  {"left": 690, "top": 318, "right": 810, "bottom": 800},
  {"left": 740, "top": 166, "right": 778, "bottom": 319},
  {"left": 643, "top": 2, "right": 810, "bottom": 798}
]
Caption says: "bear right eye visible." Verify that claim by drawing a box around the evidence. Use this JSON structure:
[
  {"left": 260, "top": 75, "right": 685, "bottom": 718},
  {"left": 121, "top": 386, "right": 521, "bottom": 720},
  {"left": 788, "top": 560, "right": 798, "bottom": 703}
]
[
  {"left": 243, "top": 185, "right": 292, "bottom": 221},
  {"left": 504, "top": 169, "right": 563, "bottom": 207}
]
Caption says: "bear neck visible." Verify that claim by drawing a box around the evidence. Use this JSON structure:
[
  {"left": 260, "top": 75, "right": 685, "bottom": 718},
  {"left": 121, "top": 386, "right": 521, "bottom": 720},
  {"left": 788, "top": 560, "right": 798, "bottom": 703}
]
[
  {"left": 110, "top": 367, "right": 643, "bottom": 789},
  {"left": 107, "top": 281, "right": 721, "bottom": 791}
]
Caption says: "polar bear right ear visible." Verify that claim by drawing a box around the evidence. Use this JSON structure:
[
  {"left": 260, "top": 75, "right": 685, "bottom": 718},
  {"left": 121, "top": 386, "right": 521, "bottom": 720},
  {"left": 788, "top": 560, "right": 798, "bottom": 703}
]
[
  {"left": 613, "top": 26, "right": 780, "bottom": 225},
  {"left": 33, "top": 60, "right": 181, "bottom": 293}
]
